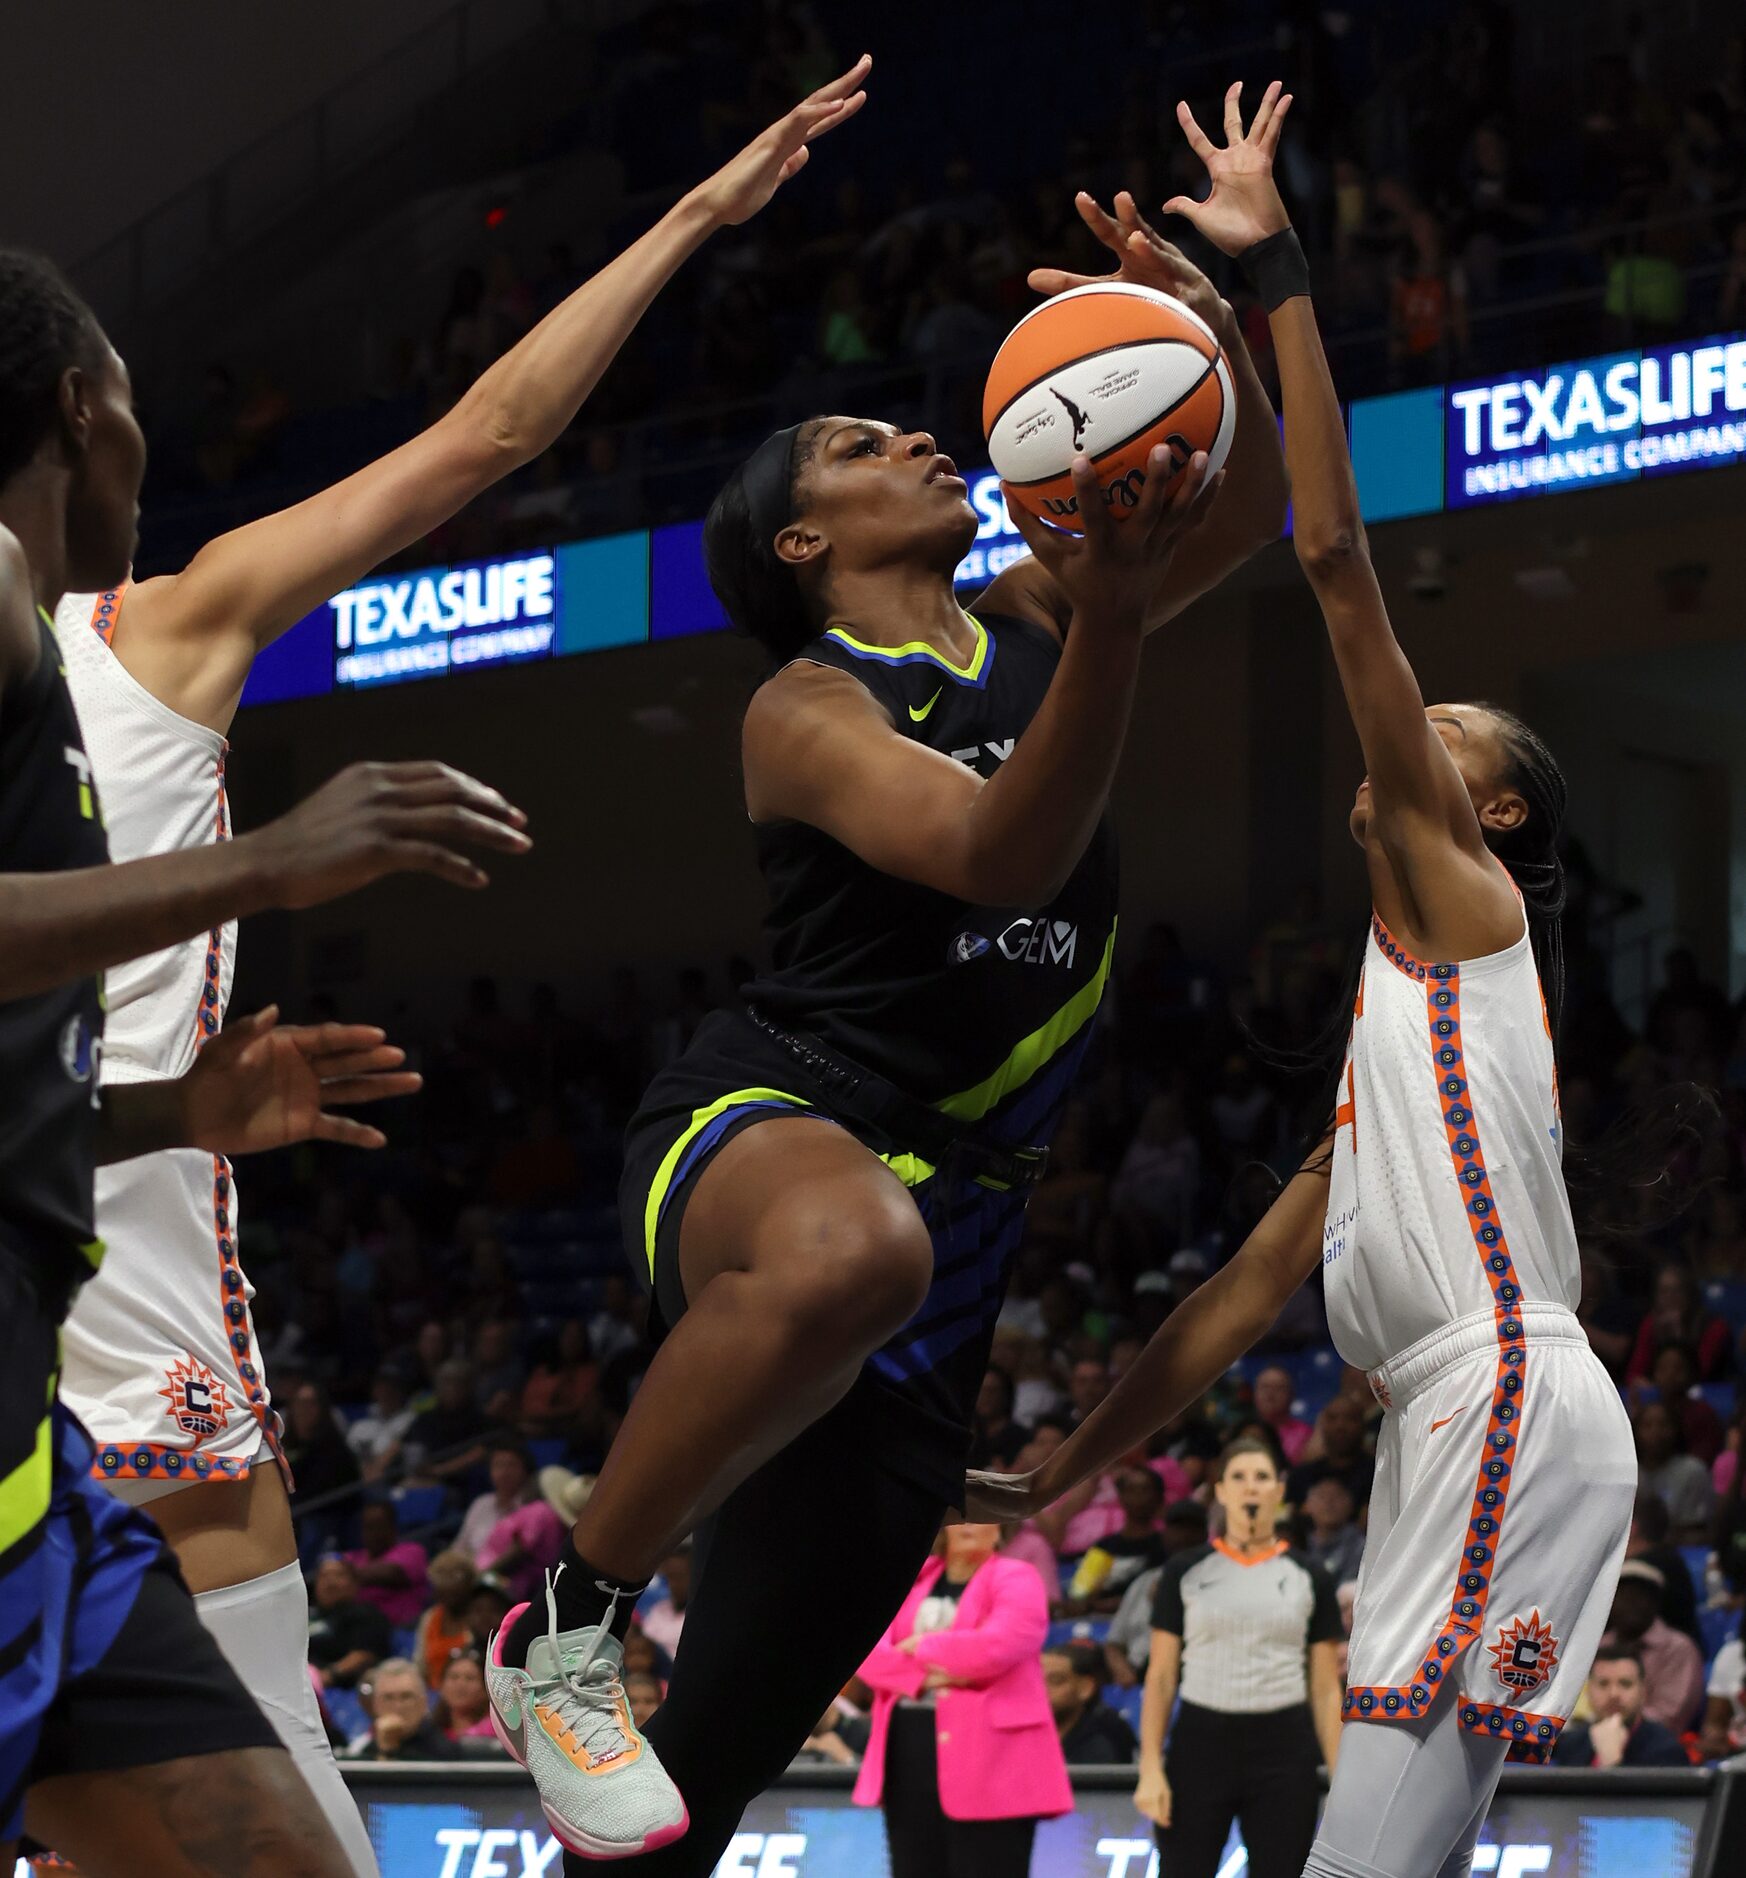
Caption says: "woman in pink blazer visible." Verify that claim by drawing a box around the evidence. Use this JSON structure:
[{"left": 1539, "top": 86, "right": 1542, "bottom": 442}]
[{"left": 856, "top": 1523, "right": 1072, "bottom": 1877}]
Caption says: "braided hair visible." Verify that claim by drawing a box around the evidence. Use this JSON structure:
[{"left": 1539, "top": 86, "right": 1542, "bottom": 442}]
[
  {"left": 702, "top": 418, "right": 827, "bottom": 666},
  {"left": 0, "top": 249, "right": 103, "bottom": 488},
  {"left": 1472, "top": 701, "right": 1569, "bottom": 1041}
]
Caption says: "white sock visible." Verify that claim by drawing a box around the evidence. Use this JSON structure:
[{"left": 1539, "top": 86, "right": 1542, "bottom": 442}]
[{"left": 195, "top": 1559, "right": 381, "bottom": 1878}]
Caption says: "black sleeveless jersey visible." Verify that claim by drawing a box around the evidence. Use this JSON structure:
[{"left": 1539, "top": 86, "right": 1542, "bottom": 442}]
[
  {"left": 745, "top": 610, "right": 1118, "bottom": 1147},
  {"left": 0, "top": 609, "right": 108, "bottom": 1300}
]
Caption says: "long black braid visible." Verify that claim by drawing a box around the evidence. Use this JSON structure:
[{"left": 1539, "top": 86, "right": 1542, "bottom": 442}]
[{"left": 1476, "top": 701, "right": 1568, "bottom": 1040}]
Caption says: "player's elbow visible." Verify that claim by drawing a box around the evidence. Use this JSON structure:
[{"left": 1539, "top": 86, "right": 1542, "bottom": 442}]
[{"left": 1294, "top": 522, "right": 1368, "bottom": 585}]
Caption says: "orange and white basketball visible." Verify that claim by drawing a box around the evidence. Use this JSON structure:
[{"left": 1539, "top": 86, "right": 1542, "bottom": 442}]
[{"left": 982, "top": 283, "right": 1235, "bottom": 532}]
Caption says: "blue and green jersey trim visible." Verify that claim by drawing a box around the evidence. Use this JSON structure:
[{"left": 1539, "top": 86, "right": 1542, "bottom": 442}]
[{"left": 823, "top": 612, "right": 995, "bottom": 690}]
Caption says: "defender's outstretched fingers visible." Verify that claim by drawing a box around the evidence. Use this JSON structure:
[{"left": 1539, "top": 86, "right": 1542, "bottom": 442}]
[
  {"left": 1249, "top": 79, "right": 1286, "bottom": 144},
  {"left": 1176, "top": 98, "right": 1219, "bottom": 163},
  {"left": 1261, "top": 92, "right": 1294, "bottom": 155},
  {"left": 1222, "top": 80, "right": 1246, "bottom": 144}
]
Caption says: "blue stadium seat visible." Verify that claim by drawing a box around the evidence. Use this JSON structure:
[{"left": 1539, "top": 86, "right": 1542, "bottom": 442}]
[
  {"left": 323, "top": 1686, "right": 368, "bottom": 1745},
  {"left": 1681, "top": 1545, "right": 1713, "bottom": 1593},
  {"left": 393, "top": 1483, "right": 449, "bottom": 1529},
  {"left": 1701, "top": 1603, "right": 1738, "bottom": 1663},
  {"left": 391, "top": 1627, "right": 417, "bottom": 1660},
  {"left": 1046, "top": 1618, "right": 1112, "bottom": 1649},
  {"left": 1697, "top": 1383, "right": 1737, "bottom": 1420},
  {"left": 1106, "top": 1685, "right": 1146, "bottom": 1735},
  {"left": 528, "top": 1438, "right": 570, "bottom": 1470},
  {"left": 1704, "top": 1281, "right": 1746, "bottom": 1334}
]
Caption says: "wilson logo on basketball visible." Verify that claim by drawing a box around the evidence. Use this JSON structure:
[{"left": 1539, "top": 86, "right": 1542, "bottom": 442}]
[
  {"left": 159, "top": 1354, "right": 233, "bottom": 1441},
  {"left": 1040, "top": 434, "right": 1196, "bottom": 519},
  {"left": 1487, "top": 1610, "right": 1559, "bottom": 1699}
]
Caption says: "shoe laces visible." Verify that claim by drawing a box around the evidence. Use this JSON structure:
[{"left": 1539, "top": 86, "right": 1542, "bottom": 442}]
[{"left": 539, "top": 1565, "right": 635, "bottom": 1768}]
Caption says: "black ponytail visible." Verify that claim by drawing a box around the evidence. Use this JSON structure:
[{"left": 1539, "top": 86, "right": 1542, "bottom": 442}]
[
  {"left": 702, "top": 418, "right": 825, "bottom": 667},
  {"left": 1472, "top": 702, "right": 1568, "bottom": 1040}
]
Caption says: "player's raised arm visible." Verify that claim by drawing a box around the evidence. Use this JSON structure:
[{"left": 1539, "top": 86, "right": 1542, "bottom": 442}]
[
  {"left": 981, "top": 191, "right": 1287, "bottom": 639},
  {"left": 1163, "top": 84, "right": 1516, "bottom": 947},
  {"left": 111, "top": 57, "right": 873, "bottom": 732},
  {"left": 963, "top": 1161, "right": 1329, "bottom": 1522},
  {"left": 0, "top": 759, "right": 529, "bottom": 1002}
]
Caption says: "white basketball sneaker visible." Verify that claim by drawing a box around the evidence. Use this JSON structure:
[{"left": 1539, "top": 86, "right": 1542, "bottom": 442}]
[{"left": 487, "top": 1572, "right": 689, "bottom": 1860}]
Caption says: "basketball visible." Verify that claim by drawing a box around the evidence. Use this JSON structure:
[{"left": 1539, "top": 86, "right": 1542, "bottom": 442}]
[{"left": 982, "top": 283, "right": 1236, "bottom": 532}]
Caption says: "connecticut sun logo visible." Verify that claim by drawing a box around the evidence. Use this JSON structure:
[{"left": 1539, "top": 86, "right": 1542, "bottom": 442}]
[
  {"left": 1488, "top": 1610, "right": 1559, "bottom": 1700},
  {"left": 159, "top": 1354, "right": 233, "bottom": 1441}
]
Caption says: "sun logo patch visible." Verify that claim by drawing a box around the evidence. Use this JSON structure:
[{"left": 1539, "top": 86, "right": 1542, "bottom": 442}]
[
  {"left": 1488, "top": 1609, "right": 1558, "bottom": 1700},
  {"left": 159, "top": 1354, "right": 232, "bottom": 1441}
]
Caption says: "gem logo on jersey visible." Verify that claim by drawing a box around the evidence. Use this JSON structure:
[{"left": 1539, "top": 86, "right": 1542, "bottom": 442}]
[
  {"left": 1488, "top": 1610, "right": 1558, "bottom": 1699},
  {"left": 159, "top": 1354, "right": 233, "bottom": 1440},
  {"left": 997, "top": 917, "right": 1078, "bottom": 968}
]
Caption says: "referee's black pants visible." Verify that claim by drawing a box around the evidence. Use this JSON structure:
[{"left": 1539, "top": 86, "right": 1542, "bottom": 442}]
[
  {"left": 570, "top": 1390, "right": 950, "bottom": 1876},
  {"left": 883, "top": 1707, "right": 1038, "bottom": 1878},
  {"left": 1158, "top": 1700, "right": 1322, "bottom": 1878}
]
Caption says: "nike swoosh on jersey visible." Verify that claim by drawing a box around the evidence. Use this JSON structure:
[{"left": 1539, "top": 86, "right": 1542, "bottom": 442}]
[
  {"left": 909, "top": 689, "right": 942, "bottom": 722},
  {"left": 1429, "top": 1407, "right": 1470, "bottom": 1434}
]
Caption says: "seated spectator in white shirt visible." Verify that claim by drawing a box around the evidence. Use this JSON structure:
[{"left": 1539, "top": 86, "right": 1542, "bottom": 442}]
[
  {"left": 1302, "top": 1477, "right": 1365, "bottom": 1585},
  {"left": 1104, "top": 1501, "right": 1210, "bottom": 1686},
  {"left": 347, "top": 1368, "right": 417, "bottom": 1480},
  {"left": 640, "top": 1543, "right": 693, "bottom": 1660},
  {"left": 457, "top": 1441, "right": 537, "bottom": 1562},
  {"left": 1552, "top": 1644, "right": 1690, "bottom": 1767}
]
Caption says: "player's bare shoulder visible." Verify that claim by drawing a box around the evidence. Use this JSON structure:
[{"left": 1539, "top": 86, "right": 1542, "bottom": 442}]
[
  {"left": 742, "top": 659, "right": 895, "bottom": 818},
  {"left": 0, "top": 522, "right": 43, "bottom": 689}
]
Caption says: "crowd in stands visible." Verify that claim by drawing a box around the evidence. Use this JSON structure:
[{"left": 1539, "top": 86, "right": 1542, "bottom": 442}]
[
  {"left": 253, "top": 890, "right": 1746, "bottom": 1774},
  {"left": 136, "top": 3, "right": 1746, "bottom": 575}
]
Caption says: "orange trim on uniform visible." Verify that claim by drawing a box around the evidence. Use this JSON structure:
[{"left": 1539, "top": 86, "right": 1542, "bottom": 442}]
[
  {"left": 86, "top": 586, "right": 127, "bottom": 646},
  {"left": 1341, "top": 958, "right": 1561, "bottom": 1764},
  {"left": 1210, "top": 1538, "right": 1289, "bottom": 1568}
]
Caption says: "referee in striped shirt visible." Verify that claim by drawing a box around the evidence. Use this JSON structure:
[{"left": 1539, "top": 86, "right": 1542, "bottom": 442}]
[{"left": 1136, "top": 1438, "right": 1344, "bottom": 1878}]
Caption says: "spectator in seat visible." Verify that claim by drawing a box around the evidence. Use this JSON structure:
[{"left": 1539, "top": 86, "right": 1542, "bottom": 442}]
[
  {"left": 640, "top": 1542, "right": 694, "bottom": 1660},
  {"left": 856, "top": 1523, "right": 1071, "bottom": 1878},
  {"left": 1253, "top": 1365, "right": 1313, "bottom": 1465},
  {"left": 1626, "top": 1264, "right": 1731, "bottom": 1384},
  {"left": 400, "top": 1357, "right": 493, "bottom": 1482},
  {"left": 520, "top": 1321, "right": 600, "bottom": 1439},
  {"left": 1626, "top": 1489, "right": 1702, "bottom": 1645},
  {"left": 795, "top": 1697, "right": 868, "bottom": 1766},
  {"left": 283, "top": 1381, "right": 360, "bottom": 1510},
  {"left": 1066, "top": 1467, "right": 1167, "bottom": 1614},
  {"left": 457, "top": 1439, "right": 538, "bottom": 1560},
  {"left": 466, "top": 1577, "right": 513, "bottom": 1657},
  {"left": 1700, "top": 1610, "right": 1746, "bottom": 1761},
  {"left": 413, "top": 1549, "right": 478, "bottom": 1689},
  {"left": 345, "top": 1499, "right": 430, "bottom": 1631},
  {"left": 1043, "top": 1642, "right": 1138, "bottom": 1764},
  {"left": 1647, "top": 1341, "right": 1725, "bottom": 1465},
  {"left": 1285, "top": 1394, "right": 1374, "bottom": 1511},
  {"left": 347, "top": 1367, "right": 417, "bottom": 1480},
  {"left": 1604, "top": 1561, "right": 1705, "bottom": 1733},
  {"left": 1553, "top": 1644, "right": 1690, "bottom": 1767},
  {"left": 345, "top": 1657, "right": 460, "bottom": 1761},
  {"left": 1104, "top": 1502, "right": 1212, "bottom": 1687},
  {"left": 308, "top": 1555, "right": 392, "bottom": 1691},
  {"left": 433, "top": 1648, "right": 497, "bottom": 1742},
  {"left": 627, "top": 1671, "right": 666, "bottom": 1734},
  {"left": 1635, "top": 1398, "right": 1715, "bottom": 1544},
  {"left": 1068, "top": 1357, "right": 1112, "bottom": 1431},
  {"left": 970, "top": 1365, "right": 1033, "bottom": 1471},
  {"left": 1301, "top": 1477, "right": 1365, "bottom": 1586},
  {"left": 474, "top": 1462, "right": 575, "bottom": 1604}
]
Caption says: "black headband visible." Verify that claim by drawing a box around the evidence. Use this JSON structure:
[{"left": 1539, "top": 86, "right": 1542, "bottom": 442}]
[{"left": 742, "top": 422, "right": 803, "bottom": 553}]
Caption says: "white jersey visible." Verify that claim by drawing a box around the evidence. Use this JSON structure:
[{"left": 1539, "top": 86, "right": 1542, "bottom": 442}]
[
  {"left": 1323, "top": 905, "right": 1576, "bottom": 1375},
  {"left": 53, "top": 588, "right": 273, "bottom": 1488},
  {"left": 1324, "top": 900, "right": 1634, "bottom": 1764}
]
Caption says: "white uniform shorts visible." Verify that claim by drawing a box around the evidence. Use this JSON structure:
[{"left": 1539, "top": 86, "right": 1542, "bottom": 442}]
[
  {"left": 60, "top": 1145, "right": 281, "bottom": 1489},
  {"left": 1344, "top": 1301, "right": 1635, "bottom": 1761}
]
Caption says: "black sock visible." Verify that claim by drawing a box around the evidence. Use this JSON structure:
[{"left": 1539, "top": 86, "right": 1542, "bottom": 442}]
[{"left": 499, "top": 1535, "right": 648, "bottom": 1667}]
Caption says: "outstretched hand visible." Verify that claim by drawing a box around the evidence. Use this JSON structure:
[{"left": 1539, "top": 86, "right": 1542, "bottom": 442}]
[
  {"left": 1030, "top": 191, "right": 1227, "bottom": 333},
  {"left": 180, "top": 1007, "right": 422, "bottom": 1155},
  {"left": 686, "top": 54, "right": 871, "bottom": 228},
  {"left": 1164, "top": 79, "right": 1294, "bottom": 258}
]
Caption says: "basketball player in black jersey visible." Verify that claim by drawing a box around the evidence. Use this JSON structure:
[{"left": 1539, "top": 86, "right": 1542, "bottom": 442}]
[
  {"left": 0, "top": 253, "right": 529, "bottom": 1873},
  {"left": 484, "top": 205, "right": 1288, "bottom": 1870}
]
